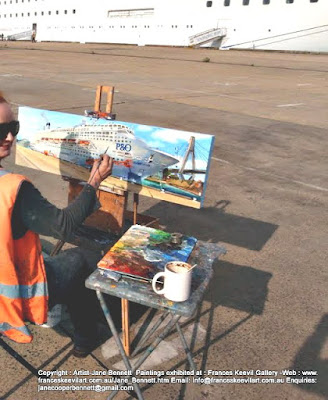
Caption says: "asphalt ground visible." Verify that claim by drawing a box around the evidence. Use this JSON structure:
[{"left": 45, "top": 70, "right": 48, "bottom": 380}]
[{"left": 0, "top": 41, "right": 327, "bottom": 400}]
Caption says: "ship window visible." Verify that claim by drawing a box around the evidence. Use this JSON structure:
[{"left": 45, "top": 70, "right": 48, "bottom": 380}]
[
  {"left": 34, "top": 12, "right": 37, "bottom": 15},
  {"left": 48, "top": 11, "right": 51, "bottom": 15},
  {"left": 286, "top": 0, "right": 294, "bottom": 2},
  {"left": 41, "top": 11, "right": 44, "bottom": 15},
  {"left": 64, "top": 10, "right": 67, "bottom": 14},
  {"left": 224, "top": 0, "right": 230, "bottom": 6},
  {"left": 310, "top": 0, "right": 318, "bottom": 2},
  {"left": 56, "top": 10, "right": 59, "bottom": 14},
  {"left": 72, "top": 9, "right": 76, "bottom": 14},
  {"left": 263, "top": 0, "right": 270, "bottom": 3},
  {"left": 243, "top": 0, "right": 250, "bottom": 5},
  {"left": 206, "top": 1, "right": 212, "bottom": 6}
]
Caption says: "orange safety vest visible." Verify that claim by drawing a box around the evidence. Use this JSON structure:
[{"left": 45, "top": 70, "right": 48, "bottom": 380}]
[{"left": 0, "top": 172, "right": 48, "bottom": 343}]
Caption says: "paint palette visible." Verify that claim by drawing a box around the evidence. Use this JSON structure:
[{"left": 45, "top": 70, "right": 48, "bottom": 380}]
[{"left": 97, "top": 225, "right": 197, "bottom": 281}]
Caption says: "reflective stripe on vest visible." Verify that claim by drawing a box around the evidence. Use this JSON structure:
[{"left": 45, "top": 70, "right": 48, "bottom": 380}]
[
  {"left": 0, "top": 282, "right": 48, "bottom": 298},
  {"left": 0, "top": 322, "right": 33, "bottom": 344},
  {"left": 0, "top": 322, "right": 32, "bottom": 337}
]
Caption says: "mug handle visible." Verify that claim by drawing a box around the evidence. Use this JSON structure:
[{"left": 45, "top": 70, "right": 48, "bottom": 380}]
[{"left": 152, "top": 272, "right": 165, "bottom": 294}]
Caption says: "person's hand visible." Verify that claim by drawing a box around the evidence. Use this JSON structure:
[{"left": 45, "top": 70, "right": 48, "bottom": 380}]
[{"left": 87, "top": 154, "right": 113, "bottom": 189}]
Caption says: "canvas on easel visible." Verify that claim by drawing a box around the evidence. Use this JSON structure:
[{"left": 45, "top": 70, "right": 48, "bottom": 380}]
[{"left": 16, "top": 107, "right": 215, "bottom": 208}]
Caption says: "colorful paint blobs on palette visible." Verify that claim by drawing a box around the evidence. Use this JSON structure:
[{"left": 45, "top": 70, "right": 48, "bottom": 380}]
[{"left": 97, "top": 225, "right": 197, "bottom": 281}]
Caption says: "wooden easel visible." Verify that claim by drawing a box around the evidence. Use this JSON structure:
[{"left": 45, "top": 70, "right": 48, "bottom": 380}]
[
  {"left": 51, "top": 85, "right": 148, "bottom": 356},
  {"left": 94, "top": 85, "right": 115, "bottom": 118},
  {"left": 94, "top": 85, "right": 132, "bottom": 355}
]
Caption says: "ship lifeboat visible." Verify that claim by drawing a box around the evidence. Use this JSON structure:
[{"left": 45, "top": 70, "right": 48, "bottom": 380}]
[
  {"left": 78, "top": 140, "right": 90, "bottom": 146},
  {"left": 85, "top": 158, "right": 95, "bottom": 166},
  {"left": 43, "top": 150, "right": 48, "bottom": 156},
  {"left": 113, "top": 159, "right": 133, "bottom": 168}
]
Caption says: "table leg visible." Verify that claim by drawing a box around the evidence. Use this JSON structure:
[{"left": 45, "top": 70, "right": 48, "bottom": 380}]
[
  {"left": 175, "top": 322, "right": 197, "bottom": 371},
  {"left": 132, "top": 315, "right": 180, "bottom": 369},
  {"left": 109, "top": 315, "right": 181, "bottom": 397},
  {"left": 131, "top": 311, "right": 170, "bottom": 357},
  {"left": 96, "top": 291, "right": 144, "bottom": 400}
]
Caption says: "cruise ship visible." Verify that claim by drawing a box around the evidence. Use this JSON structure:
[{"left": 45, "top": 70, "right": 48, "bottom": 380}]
[
  {"left": 27, "top": 122, "right": 179, "bottom": 181},
  {"left": 0, "top": 0, "right": 327, "bottom": 52}
]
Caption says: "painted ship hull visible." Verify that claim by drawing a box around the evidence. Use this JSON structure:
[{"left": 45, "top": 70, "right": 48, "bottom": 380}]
[{"left": 29, "top": 123, "right": 178, "bottom": 182}]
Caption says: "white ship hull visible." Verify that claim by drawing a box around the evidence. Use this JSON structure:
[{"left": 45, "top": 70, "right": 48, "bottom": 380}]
[{"left": 1, "top": 0, "right": 327, "bottom": 52}]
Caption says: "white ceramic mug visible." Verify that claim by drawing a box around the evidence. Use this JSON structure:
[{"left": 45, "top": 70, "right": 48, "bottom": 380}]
[{"left": 152, "top": 261, "right": 192, "bottom": 302}]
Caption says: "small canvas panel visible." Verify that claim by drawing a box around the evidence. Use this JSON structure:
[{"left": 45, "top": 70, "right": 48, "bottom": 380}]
[{"left": 97, "top": 225, "right": 197, "bottom": 281}]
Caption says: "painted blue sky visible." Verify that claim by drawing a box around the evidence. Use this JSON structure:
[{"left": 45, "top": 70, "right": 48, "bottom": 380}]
[{"left": 18, "top": 106, "right": 215, "bottom": 182}]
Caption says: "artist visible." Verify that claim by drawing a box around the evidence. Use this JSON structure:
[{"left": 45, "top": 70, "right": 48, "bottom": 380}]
[{"left": 0, "top": 92, "right": 113, "bottom": 357}]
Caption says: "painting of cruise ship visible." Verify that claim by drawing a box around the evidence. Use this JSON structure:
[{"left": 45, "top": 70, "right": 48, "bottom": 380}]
[
  {"left": 16, "top": 107, "right": 215, "bottom": 208},
  {"left": 1, "top": 0, "right": 327, "bottom": 53},
  {"left": 29, "top": 123, "right": 179, "bottom": 182}
]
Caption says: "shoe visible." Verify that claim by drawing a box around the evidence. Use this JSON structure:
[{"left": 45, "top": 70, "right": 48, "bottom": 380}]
[{"left": 72, "top": 344, "right": 93, "bottom": 358}]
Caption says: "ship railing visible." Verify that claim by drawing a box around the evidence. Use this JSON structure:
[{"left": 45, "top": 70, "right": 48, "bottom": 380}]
[
  {"left": 6, "top": 30, "right": 33, "bottom": 41},
  {"left": 189, "top": 27, "right": 227, "bottom": 47}
]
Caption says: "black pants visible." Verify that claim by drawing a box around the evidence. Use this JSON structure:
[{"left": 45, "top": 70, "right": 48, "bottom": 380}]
[{"left": 44, "top": 248, "right": 99, "bottom": 347}]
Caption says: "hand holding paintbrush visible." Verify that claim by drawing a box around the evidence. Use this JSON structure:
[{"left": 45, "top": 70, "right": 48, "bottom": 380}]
[{"left": 87, "top": 154, "right": 113, "bottom": 190}]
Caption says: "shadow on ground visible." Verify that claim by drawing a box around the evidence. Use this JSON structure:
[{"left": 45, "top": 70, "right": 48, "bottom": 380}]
[
  {"left": 146, "top": 200, "right": 278, "bottom": 251},
  {"left": 291, "top": 313, "right": 328, "bottom": 398},
  {"left": 135, "top": 259, "right": 272, "bottom": 399},
  {"left": 205, "top": 260, "right": 272, "bottom": 315}
]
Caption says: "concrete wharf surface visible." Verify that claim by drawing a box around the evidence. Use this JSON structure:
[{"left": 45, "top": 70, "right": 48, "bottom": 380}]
[{"left": 0, "top": 41, "right": 327, "bottom": 400}]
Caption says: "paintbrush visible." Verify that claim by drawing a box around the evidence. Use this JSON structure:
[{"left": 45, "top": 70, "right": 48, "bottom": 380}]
[{"left": 188, "top": 264, "right": 197, "bottom": 272}]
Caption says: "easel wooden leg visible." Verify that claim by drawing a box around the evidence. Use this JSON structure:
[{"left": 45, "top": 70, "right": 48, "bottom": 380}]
[
  {"left": 121, "top": 299, "right": 130, "bottom": 356},
  {"left": 94, "top": 85, "right": 114, "bottom": 115},
  {"left": 50, "top": 240, "right": 65, "bottom": 257},
  {"left": 121, "top": 193, "right": 139, "bottom": 356},
  {"left": 133, "top": 193, "right": 139, "bottom": 224}
]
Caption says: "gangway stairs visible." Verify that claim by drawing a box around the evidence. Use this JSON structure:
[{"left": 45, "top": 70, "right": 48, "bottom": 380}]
[
  {"left": 189, "top": 27, "right": 226, "bottom": 47},
  {"left": 6, "top": 30, "right": 32, "bottom": 41}
]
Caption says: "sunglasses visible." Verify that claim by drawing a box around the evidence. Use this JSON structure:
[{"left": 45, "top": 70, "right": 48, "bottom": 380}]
[{"left": 0, "top": 120, "right": 20, "bottom": 141}]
